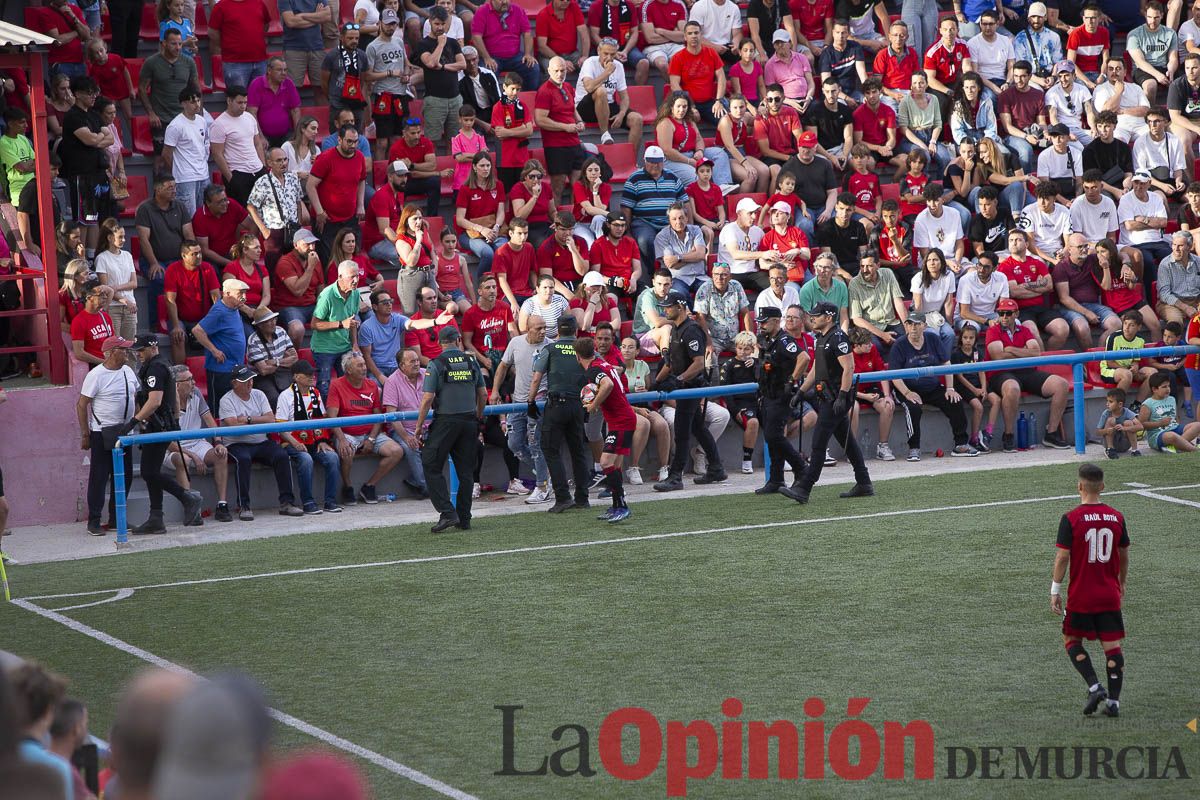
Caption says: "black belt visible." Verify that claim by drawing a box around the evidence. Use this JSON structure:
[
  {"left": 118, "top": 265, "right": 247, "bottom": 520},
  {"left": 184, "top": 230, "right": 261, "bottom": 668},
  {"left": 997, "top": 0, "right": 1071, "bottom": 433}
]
[{"left": 547, "top": 393, "right": 580, "bottom": 402}]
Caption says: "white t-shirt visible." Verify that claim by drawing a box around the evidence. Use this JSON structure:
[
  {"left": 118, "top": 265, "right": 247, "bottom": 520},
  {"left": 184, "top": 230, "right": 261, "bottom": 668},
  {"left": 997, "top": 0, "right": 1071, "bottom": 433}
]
[
  {"left": 1131, "top": 132, "right": 1186, "bottom": 176},
  {"left": 967, "top": 32, "right": 1015, "bottom": 82},
  {"left": 574, "top": 56, "right": 628, "bottom": 105},
  {"left": 218, "top": 388, "right": 273, "bottom": 444},
  {"left": 80, "top": 364, "right": 138, "bottom": 430},
  {"left": 910, "top": 270, "right": 956, "bottom": 313},
  {"left": 956, "top": 270, "right": 1009, "bottom": 317},
  {"left": 1017, "top": 201, "right": 1071, "bottom": 256},
  {"left": 94, "top": 249, "right": 138, "bottom": 305},
  {"left": 1117, "top": 190, "right": 1168, "bottom": 246},
  {"left": 1069, "top": 195, "right": 1119, "bottom": 243},
  {"left": 353, "top": 0, "right": 379, "bottom": 27},
  {"left": 282, "top": 140, "right": 320, "bottom": 176},
  {"left": 1035, "top": 143, "right": 1084, "bottom": 180},
  {"left": 1178, "top": 19, "right": 1200, "bottom": 56},
  {"left": 689, "top": 0, "right": 741, "bottom": 47},
  {"left": 210, "top": 111, "right": 264, "bottom": 174},
  {"left": 163, "top": 110, "right": 214, "bottom": 183},
  {"left": 718, "top": 223, "right": 765, "bottom": 275},
  {"left": 1090, "top": 81, "right": 1149, "bottom": 141},
  {"left": 754, "top": 284, "right": 800, "bottom": 314},
  {"left": 913, "top": 208, "right": 964, "bottom": 260},
  {"left": 1044, "top": 83, "right": 1092, "bottom": 130}
]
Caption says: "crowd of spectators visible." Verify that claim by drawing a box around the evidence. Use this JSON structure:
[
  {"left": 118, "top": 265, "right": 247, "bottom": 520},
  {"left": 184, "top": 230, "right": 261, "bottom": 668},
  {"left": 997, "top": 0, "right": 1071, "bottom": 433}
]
[{"left": 3, "top": 0, "right": 1200, "bottom": 520}]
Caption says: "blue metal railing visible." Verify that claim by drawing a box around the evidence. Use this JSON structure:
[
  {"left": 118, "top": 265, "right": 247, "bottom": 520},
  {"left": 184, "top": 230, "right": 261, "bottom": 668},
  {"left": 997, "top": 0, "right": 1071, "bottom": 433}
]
[{"left": 110, "top": 345, "right": 1198, "bottom": 545}]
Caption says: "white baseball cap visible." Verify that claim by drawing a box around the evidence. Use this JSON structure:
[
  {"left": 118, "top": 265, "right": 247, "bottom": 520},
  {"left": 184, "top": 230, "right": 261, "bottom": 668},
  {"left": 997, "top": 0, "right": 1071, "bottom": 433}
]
[
  {"left": 735, "top": 197, "right": 762, "bottom": 214},
  {"left": 1027, "top": 2, "right": 1048, "bottom": 17}
]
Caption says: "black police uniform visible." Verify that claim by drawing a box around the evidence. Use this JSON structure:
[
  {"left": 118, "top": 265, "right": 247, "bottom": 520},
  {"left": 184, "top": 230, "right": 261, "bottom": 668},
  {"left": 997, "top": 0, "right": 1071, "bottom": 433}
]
[
  {"left": 665, "top": 317, "right": 722, "bottom": 479},
  {"left": 794, "top": 326, "right": 871, "bottom": 493},
  {"left": 532, "top": 337, "right": 590, "bottom": 506},
  {"left": 421, "top": 347, "right": 486, "bottom": 526},
  {"left": 133, "top": 353, "right": 192, "bottom": 526},
  {"left": 757, "top": 330, "right": 807, "bottom": 485}
]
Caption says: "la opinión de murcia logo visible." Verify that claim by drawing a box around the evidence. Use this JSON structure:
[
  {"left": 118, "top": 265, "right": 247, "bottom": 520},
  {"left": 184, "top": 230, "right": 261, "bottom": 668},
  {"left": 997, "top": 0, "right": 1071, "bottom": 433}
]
[
  {"left": 496, "top": 701, "right": 1193, "bottom": 796},
  {"left": 496, "top": 698, "right": 936, "bottom": 797}
]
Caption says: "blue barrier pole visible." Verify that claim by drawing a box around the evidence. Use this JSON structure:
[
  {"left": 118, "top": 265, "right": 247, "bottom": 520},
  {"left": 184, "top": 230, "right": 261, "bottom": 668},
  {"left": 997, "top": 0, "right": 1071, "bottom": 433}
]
[
  {"left": 113, "top": 446, "right": 128, "bottom": 546},
  {"left": 449, "top": 456, "right": 457, "bottom": 508},
  {"left": 1072, "top": 363, "right": 1087, "bottom": 456}
]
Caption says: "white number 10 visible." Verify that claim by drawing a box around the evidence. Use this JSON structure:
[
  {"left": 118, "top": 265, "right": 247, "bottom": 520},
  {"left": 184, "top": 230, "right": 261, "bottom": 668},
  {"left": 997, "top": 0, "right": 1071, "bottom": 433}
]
[{"left": 1084, "top": 527, "right": 1114, "bottom": 563}]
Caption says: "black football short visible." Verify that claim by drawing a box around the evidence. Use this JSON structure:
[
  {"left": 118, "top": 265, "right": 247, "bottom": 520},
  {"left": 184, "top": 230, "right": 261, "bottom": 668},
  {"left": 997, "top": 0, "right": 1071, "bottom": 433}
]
[
  {"left": 1063, "top": 608, "right": 1125, "bottom": 642},
  {"left": 992, "top": 369, "right": 1051, "bottom": 395},
  {"left": 603, "top": 428, "right": 633, "bottom": 456}
]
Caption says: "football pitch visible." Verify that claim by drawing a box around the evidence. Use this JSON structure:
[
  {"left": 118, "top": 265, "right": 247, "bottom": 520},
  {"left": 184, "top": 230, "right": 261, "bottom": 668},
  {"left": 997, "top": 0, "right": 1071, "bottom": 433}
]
[{"left": 3, "top": 458, "right": 1199, "bottom": 799}]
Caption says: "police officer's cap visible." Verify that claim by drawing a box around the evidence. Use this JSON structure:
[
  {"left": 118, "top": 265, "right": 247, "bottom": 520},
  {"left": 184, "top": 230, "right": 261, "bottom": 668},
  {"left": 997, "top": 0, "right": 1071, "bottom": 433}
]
[
  {"left": 558, "top": 316, "right": 578, "bottom": 334},
  {"left": 665, "top": 291, "right": 690, "bottom": 307},
  {"left": 755, "top": 306, "right": 782, "bottom": 322},
  {"left": 438, "top": 326, "right": 462, "bottom": 344},
  {"left": 810, "top": 302, "right": 838, "bottom": 318},
  {"left": 129, "top": 333, "right": 161, "bottom": 351}
]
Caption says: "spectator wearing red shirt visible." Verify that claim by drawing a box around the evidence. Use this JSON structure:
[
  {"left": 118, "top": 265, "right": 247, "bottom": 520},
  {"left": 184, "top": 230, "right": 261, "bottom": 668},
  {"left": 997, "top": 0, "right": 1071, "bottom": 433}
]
[
  {"left": 788, "top": 0, "right": 834, "bottom": 56},
  {"left": 364, "top": 161, "right": 410, "bottom": 266},
  {"left": 872, "top": 22, "right": 920, "bottom": 112},
  {"left": 27, "top": 0, "right": 90, "bottom": 79},
  {"left": 535, "top": 0, "right": 590, "bottom": 74},
  {"left": 307, "top": 125, "right": 368, "bottom": 261},
  {"left": 571, "top": 158, "right": 614, "bottom": 247},
  {"left": 539, "top": 211, "right": 592, "bottom": 292},
  {"left": 272, "top": 230, "right": 327, "bottom": 346},
  {"left": 326, "top": 351, "right": 406, "bottom": 505},
  {"left": 509, "top": 162, "right": 554, "bottom": 248},
  {"left": 589, "top": 212, "right": 643, "bottom": 298},
  {"left": 922, "top": 18, "right": 973, "bottom": 99},
  {"left": 1066, "top": 8, "right": 1110, "bottom": 89},
  {"left": 760, "top": 201, "right": 812, "bottom": 287},
  {"left": 462, "top": 274, "right": 516, "bottom": 365},
  {"left": 588, "top": 0, "right": 651, "bottom": 85},
  {"left": 642, "top": 0, "right": 689, "bottom": 80},
  {"left": 164, "top": 241, "right": 221, "bottom": 363},
  {"left": 492, "top": 218, "right": 540, "bottom": 310},
  {"left": 405, "top": 286, "right": 462, "bottom": 364},
  {"left": 754, "top": 87, "right": 804, "bottom": 166},
  {"left": 247, "top": 58, "right": 302, "bottom": 148},
  {"left": 85, "top": 39, "right": 135, "bottom": 125},
  {"left": 455, "top": 152, "right": 510, "bottom": 281},
  {"left": 387, "top": 119, "right": 445, "bottom": 218},
  {"left": 998, "top": 229, "right": 1070, "bottom": 350},
  {"left": 208, "top": 0, "right": 272, "bottom": 91},
  {"left": 492, "top": 74, "right": 534, "bottom": 190},
  {"left": 192, "top": 185, "right": 254, "bottom": 269},
  {"left": 853, "top": 77, "right": 905, "bottom": 174},
  {"left": 668, "top": 22, "right": 727, "bottom": 125},
  {"left": 984, "top": 297, "right": 1071, "bottom": 450},
  {"left": 535, "top": 58, "right": 588, "bottom": 202},
  {"left": 70, "top": 281, "right": 115, "bottom": 366}
]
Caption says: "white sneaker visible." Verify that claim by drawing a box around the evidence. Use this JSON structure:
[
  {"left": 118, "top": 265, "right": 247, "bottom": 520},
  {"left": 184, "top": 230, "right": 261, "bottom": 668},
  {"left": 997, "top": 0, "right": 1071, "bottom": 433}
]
[
  {"left": 472, "top": 482, "right": 481, "bottom": 499},
  {"left": 626, "top": 467, "right": 643, "bottom": 485},
  {"left": 525, "top": 485, "right": 551, "bottom": 504},
  {"left": 741, "top": 459, "right": 753, "bottom": 473},
  {"left": 783, "top": 460, "right": 793, "bottom": 472},
  {"left": 507, "top": 478, "right": 530, "bottom": 495},
  {"left": 876, "top": 443, "right": 896, "bottom": 461},
  {"left": 692, "top": 447, "right": 708, "bottom": 475},
  {"left": 600, "top": 130, "right": 615, "bottom": 145},
  {"left": 719, "top": 183, "right": 740, "bottom": 195},
  {"left": 906, "top": 448, "right": 921, "bottom": 462},
  {"left": 823, "top": 449, "right": 836, "bottom": 467},
  {"left": 657, "top": 466, "right": 670, "bottom": 482}
]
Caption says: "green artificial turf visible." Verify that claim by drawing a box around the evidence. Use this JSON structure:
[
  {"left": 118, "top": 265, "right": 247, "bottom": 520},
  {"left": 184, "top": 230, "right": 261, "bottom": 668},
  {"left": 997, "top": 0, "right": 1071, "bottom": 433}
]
[{"left": 2, "top": 458, "right": 1198, "bottom": 799}]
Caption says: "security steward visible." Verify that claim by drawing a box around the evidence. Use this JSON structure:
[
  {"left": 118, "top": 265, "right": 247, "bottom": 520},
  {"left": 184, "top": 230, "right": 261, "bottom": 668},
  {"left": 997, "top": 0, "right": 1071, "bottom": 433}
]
[
  {"left": 127, "top": 334, "right": 204, "bottom": 533},
  {"left": 653, "top": 291, "right": 726, "bottom": 491},
  {"left": 780, "top": 302, "right": 874, "bottom": 504},
  {"left": 753, "top": 307, "right": 809, "bottom": 495},
  {"left": 528, "top": 316, "right": 591, "bottom": 514},
  {"left": 414, "top": 326, "right": 488, "bottom": 532}
]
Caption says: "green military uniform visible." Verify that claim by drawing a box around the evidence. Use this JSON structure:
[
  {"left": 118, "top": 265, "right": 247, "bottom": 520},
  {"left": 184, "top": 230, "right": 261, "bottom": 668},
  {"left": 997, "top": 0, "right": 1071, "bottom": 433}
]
[
  {"left": 421, "top": 345, "right": 486, "bottom": 526},
  {"left": 532, "top": 335, "right": 590, "bottom": 506}
]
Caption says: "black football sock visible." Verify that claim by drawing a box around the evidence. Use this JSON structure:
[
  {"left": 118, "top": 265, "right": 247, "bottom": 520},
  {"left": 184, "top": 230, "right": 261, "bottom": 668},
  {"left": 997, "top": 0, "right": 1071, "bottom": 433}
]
[
  {"left": 1105, "top": 648, "right": 1124, "bottom": 701},
  {"left": 604, "top": 466, "right": 624, "bottom": 508},
  {"left": 1066, "top": 642, "right": 1100, "bottom": 689},
  {"left": 742, "top": 446, "right": 754, "bottom": 460}
]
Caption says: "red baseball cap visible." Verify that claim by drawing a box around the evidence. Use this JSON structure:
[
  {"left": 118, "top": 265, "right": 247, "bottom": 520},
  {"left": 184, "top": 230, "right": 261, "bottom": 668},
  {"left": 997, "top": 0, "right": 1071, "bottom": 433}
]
[
  {"left": 997, "top": 298, "right": 1019, "bottom": 312},
  {"left": 798, "top": 130, "right": 818, "bottom": 148}
]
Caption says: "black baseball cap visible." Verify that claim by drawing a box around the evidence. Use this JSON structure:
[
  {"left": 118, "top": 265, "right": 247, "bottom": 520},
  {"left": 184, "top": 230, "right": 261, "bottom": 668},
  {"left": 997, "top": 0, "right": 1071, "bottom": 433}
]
[
  {"left": 232, "top": 366, "right": 256, "bottom": 382},
  {"left": 755, "top": 306, "right": 782, "bottom": 322},
  {"left": 810, "top": 301, "right": 838, "bottom": 318},
  {"left": 129, "top": 333, "right": 160, "bottom": 350},
  {"left": 292, "top": 360, "right": 314, "bottom": 375},
  {"left": 665, "top": 291, "right": 689, "bottom": 307},
  {"left": 438, "top": 326, "right": 462, "bottom": 344}
]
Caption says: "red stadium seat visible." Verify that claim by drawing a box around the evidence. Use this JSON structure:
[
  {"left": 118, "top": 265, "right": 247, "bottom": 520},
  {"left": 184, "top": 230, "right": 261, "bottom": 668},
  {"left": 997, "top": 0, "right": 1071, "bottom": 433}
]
[
  {"left": 193, "top": 55, "right": 211, "bottom": 93},
  {"left": 300, "top": 107, "right": 330, "bottom": 137},
  {"left": 619, "top": 320, "right": 633, "bottom": 340},
  {"left": 599, "top": 142, "right": 637, "bottom": 184},
  {"left": 1038, "top": 350, "right": 1075, "bottom": 382},
  {"left": 626, "top": 86, "right": 659, "bottom": 123},
  {"left": 1083, "top": 347, "right": 1106, "bottom": 388},
  {"left": 425, "top": 215, "right": 445, "bottom": 245},
  {"left": 126, "top": 58, "right": 144, "bottom": 92},
  {"left": 340, "top": 0, "right": 357, "bottom": 23},
  {"left": 382, "top": 281, "right": 398, "bottom": 302},
  {"left": 725, "top": 192, "right": 766, "bottom": 219},
  {"left": 193, "top": 4, "right": 208, "bottom": 38},
  {"left": 517, "top": 90, "right": 537, "bottom": 112},
  {"left": 881, "top": 183, "right": 900, "bottom": 203},
  {"left": 139, "top": 5, "right": 159, "bottom": 41},
  {"left": 512, "top": 0, "right": 544, "bottom": 16},
  {"left": 530, "top": 148, "right": 546, "bottom": 169},
  {"left": 186, "top": 356, "right": 208, "bottom": 398},
  {"left": 296, "top": 348, "right": 317, "bottom": 368},
  {"left": 131, "top": 116, "right": 154, "bottom": 156},
  {"left": 156, "top": 296, "right": 169, "bottom": 333},
  {"left": 120, "top": 175, "right": 148, "bottom": 219},
  {"left": 210, "top": 55, "right": 226, "bottom": 92}
]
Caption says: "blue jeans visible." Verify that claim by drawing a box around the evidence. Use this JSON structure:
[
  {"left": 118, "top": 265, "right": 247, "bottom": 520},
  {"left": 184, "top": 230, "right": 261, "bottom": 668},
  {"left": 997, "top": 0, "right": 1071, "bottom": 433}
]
[
  {"left": 1060, "top": 302, "right": 1118, "bottom": 327},
  {"left": 945, "top": 201, "right": 972, "bottom": 231},
  {"left": 493, "top": 56, "right": 541, "bottom": 91},
  {"left": 928, "top": 320, "right": 956, "bottom": 355},
  {"left": 313, "top": 350, "right": 347, "bottom": 398},
  {"left": 630, "top": 219, "right": 660, "bottom": 276},
  {"left": 222, "top": 60, "right": 267, "bottom": 92},
  {"left": 175, "top": 178, "right": 209, "bottom": 220},
  {"left": 795, "top": 206, "right": 818, "bottom": 238},
  {"left": 285, "top": 445, "right": 340, "bottom": 506},
  {"left": 391, "top": 432, "right": 428, "bottom": 489},
  {"left": 899, "top": 133, "right": 953, "bottom": 180},
  {"left": 369, "top": 238, "right": 400, "bottom": 268},
  {"left": 671, "top": 276, "right": 710, "bottom": 298},
  {"left": 1004, "top": 134, "right": 1037, "bottom": 174},
  {"left": 139, "top": 257, "right": 166, "bottom": 329},
  {"left": 900, "top": 0, "right": 938, "bottom": 58},
  {"left": 661, "top": 148, "right": 732, "bottom": 187},
  {"left": 507, "top": 410, "right": 549, "bottom": 484},
  {"left": 460, "top": 233, "right": 509, "bottom": 283},
  {"left": 969, "top": 182, "right": 1031, "bottom": 216}
]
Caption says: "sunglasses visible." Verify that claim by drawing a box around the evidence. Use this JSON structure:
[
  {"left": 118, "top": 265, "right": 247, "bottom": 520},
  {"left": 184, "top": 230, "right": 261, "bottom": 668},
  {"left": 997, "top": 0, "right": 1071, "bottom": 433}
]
[
  {"left": 765, "top": 97, "right": 783, "bottom": 104},
  {"left": 526, "top": 173, "right": 544, "bottom": 180},
  {"left": 997, "top": 310, "right": 1016, "bottom": 317},
  {"left": 342, "top": 23, "right": 361, "bottom": 30},
  {"left": 403, "top": 117, "right": 422, "bottom": 127}
]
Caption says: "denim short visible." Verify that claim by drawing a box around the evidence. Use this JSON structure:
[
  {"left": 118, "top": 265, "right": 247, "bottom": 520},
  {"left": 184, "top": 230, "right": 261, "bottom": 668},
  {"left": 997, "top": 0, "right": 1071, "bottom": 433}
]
[{"left": 278, "top": 306, "right": 314, "bottom": 327}]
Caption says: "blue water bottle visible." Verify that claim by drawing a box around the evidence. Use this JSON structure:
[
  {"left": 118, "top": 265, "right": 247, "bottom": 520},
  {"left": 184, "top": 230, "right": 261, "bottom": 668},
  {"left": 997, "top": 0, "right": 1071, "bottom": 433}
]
[
  {"left": 1017, "top": 411, "right": 1029, "bottom": 450},
  {"left": 1027, "top": 412, "right": 1039, "bottom": 448}
]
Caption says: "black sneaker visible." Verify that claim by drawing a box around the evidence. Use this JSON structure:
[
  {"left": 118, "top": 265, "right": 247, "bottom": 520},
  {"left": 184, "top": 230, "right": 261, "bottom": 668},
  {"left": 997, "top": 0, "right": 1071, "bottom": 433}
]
[
  {"left": 1002, "top": 433, "right": 1016, "bottom": 453},
  {"left": 323, "top": 501, "right": 344, "bottom": 513},
  {"left": 780, "top": 485, "right": 810, "bottom": 504},
  {"left": 587, "top": 471, "right": 606, "bottom": 490},
  {"left": 571, "top": 500, "right": 591, "bottom": 510},
  {"left": 839, "top": 482, "right": 875, "bottom": 498},
  {"left": 693, "top": 470, "right": 728, "bottom": 485},
  {"left": 303, "top": 502, "right": 323, "bottom": 515},
  {"left": 1043, "top": 430, "right": 1071, "bottom": 449},
  {"left": 431, "top": 515, "right": 460, "bottom": 533},
  {"left": 86, "top": 521, "right": 104, "bottom": 536},
  {"left": 653, "top": 476, "right": 684, "bottom": 492},
  {"left": 1105, "top": 447, "right": 1119, "bottom": 460},
  {"left": 547, "top": 500, "right": 575, "bottom": 513},
  {"left": 1083, "top": 684, "right": 1108, "bottom": 716},
  {"left": 1101, "top": 701, "right": 1119, "bottom": 718},
  {"left": 754, "top": 482, "right": 783, "bottom": 495},
  {"left": 214, "top": 502, "right": 233, "bottom": 522},
  {"left": 341, "top": 485, "right": 357, "bottom": 506},
  {"left": 359, "top": 484, "right": 379, "bottom": 504},
  {"left": 182, "top": 490, "right": 204, "bottom": 526}
]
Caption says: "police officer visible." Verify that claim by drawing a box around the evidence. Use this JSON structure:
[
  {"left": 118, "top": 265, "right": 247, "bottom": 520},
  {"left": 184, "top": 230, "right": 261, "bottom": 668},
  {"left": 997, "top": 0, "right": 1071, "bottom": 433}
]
[
  {"left": 528, "top": 317, "right": 590, "bottom": 514},
  {"left": 654, "top": 292, "right": 726, "bottom": 491},
  {"left": 781, "top": 302, "right": 874, "bottom": 504},
  {"left": 415, "top": 327, "right": 488, "bottom": 532},
  {"left": 127, "top": 334, "right": 204, "bottom": 533},
  {"left": 753, "top": 307, "right": 809, "bottom": 495}
]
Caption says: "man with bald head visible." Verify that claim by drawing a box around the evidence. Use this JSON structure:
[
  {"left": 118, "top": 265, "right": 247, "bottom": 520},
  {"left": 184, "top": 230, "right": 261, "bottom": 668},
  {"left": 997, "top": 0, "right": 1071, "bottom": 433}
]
[
  {"left": 108, "top": 668, "right": 195, "bottom": 800},
  {"left": 1053, "top": 233, "right": 1122, "bottom": 348},
  {"left": 535, "top": 56, "right": 588, "bottom": 201}
]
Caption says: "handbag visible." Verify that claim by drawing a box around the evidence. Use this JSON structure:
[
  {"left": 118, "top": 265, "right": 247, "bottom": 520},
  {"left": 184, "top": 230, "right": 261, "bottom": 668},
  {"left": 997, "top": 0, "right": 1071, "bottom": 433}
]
[
  {"left": 268, "top": 173, "right": 300, "bottom": 244},
  {"left": 110, "top": 174, "right": 130, "bottom": 201}
]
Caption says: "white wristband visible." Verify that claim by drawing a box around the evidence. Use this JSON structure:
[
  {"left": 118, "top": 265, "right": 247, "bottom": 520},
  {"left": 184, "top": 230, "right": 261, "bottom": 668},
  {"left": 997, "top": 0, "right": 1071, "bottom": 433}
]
[{"left": 1050, "top": 581, "right": 1062, "bottom": 596}]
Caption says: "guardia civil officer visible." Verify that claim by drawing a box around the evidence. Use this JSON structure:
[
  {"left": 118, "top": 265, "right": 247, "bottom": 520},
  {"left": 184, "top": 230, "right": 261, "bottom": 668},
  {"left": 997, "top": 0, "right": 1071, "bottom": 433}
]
[
  {"left": 654, "top": 292, "right": 727, "bottom": 491},
  {"left": 528, "top": 316, "right": 590, "bottom": 514},
  {"left": 127, "top": 334, "right": 204, "bottom": 533},
  {"left": 753, "top": 307, "right": 809, "bottom": 495},
  {"left": 415, "top": 326, "right": 488, "bottom": 532},
  {"left": 780, "top": 302, "right": 874, "bottom": 504}
]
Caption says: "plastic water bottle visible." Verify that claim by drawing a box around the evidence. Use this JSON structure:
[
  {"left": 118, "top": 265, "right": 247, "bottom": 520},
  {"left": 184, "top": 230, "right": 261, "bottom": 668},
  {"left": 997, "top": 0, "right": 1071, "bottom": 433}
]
[
  {"left": 1017, "top": 412, "right": 1029, "bottom": 450},
  {"left": 384, "top": 493, "right": 396, "bottom": 503},
  {"left": 1027, "top": 411, "right": 1039, "bottom": 448}
]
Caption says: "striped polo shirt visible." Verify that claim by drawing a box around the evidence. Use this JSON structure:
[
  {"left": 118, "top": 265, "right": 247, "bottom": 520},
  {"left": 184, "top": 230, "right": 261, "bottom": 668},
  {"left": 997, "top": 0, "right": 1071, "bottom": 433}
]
[{"left": 620, "top": 168, "right": 686, "bottom": 228}]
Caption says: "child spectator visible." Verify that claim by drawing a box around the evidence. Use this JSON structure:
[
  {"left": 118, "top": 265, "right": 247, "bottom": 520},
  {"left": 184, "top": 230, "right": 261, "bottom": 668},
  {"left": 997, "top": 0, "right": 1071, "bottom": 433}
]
[
  {"left": 897, "top": 150, "right": 929, "bottom": 222},
  {"left": 1138, "top": 372, "right": 1200, "bottom": 452},
  {"left": 492, "top": 73, "right": 533, "bottom": 191},
  {"left": 1099, "top": 311, "right": 1158, "bottom": 403},
  {"left": 451, "top": 105, "right": 486, "bottom": 190},
  {"left": 950, "top": 323, "right": 998, "bottom": 452},
  {"left": 757, "top": 171, "right": 804, "bottom": 228},
  {"left": 721, "top": 331, "right": 761, "bottom": 473},
  {"left": 1147, "top": 321, "right": 1189, "bottom": 416},
  {"left": 433, "top": 228, "right": 475, "bottom": 309},
  {"left": 841, "top": 143, "right": 882, "bottom": 234},
  {"left": 686, "top": 160, "right": 725, "bottom": 247},
  {"left": 877, "top": 199, "right": 915, "bottom": 288},
  {"left": 848, "top": 326, "right": 896, "bottom": 461},
  {"left": 1096, "top": 387, "right": 1143, "bottom": 459},
  {"left": 729, "top": 40, "right": 766, "bottom": 105}
]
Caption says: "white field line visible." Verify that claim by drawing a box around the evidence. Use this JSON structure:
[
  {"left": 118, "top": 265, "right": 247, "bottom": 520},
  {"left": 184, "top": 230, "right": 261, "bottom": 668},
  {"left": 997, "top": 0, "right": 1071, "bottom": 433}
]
[
  {"left": 21, "top": 483, "right": 1200, "bottom": 604},
  {"left": 11, "top": 599, "right": 480, "bottom": 800},
  {"left": 1134, "top": 489, "right": 1200, "bottom": 510},
  {"left": 51, "top": 588, "right": 135, "bottom": 611}
]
